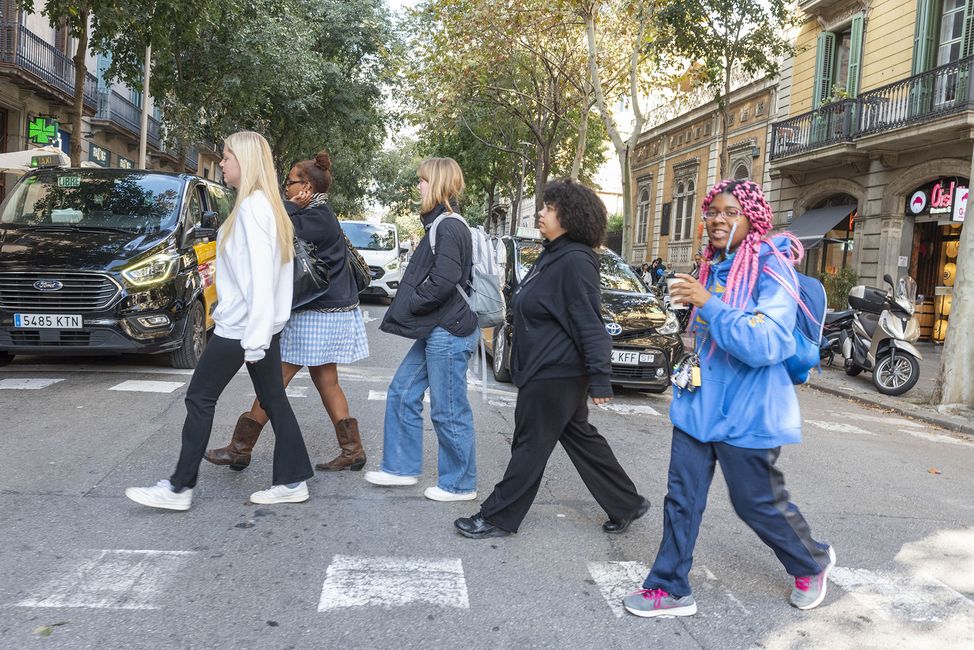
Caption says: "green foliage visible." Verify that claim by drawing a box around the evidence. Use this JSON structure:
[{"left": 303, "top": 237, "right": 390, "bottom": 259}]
[
  {"left": 606, "top": 212, "right": 624, "bottom": 233},
  {"left": 820, "top": 266, "right": 858, "bottom": 311}
]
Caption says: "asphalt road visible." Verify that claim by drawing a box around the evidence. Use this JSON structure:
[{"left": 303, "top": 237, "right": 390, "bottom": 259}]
[{"left": 1, "top": 301, "right": 973, "bottom": 649}]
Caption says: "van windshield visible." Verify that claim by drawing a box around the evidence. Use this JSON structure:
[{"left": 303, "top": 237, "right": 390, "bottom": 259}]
[
  {"left": 0, "top": 170, "right": 183, "bottom": 234},
  {"left": 342, "top": 222, "right": 397, "bottom": 251}
]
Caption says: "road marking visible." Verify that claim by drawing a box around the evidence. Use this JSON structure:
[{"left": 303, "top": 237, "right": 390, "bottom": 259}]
[
  {"left": 15, "top": 550, "right": 195, "bottom": 610},
  {"left": 830, "top": 566, "right": 974, "bottom": 623},
  {"left": 108, "top": 380, "right": 185, "bottom": 394},
  {"left": 0, "top": 378, "right": 64, "bottom": 390},
  {"left": 246, "top": 386, "right": 308, "bottom": 398},
  {"left": 847, "top": 413, "right": 924, "bottom": 429},
  {"left": 361, "top": 310, "right": 378, "bottom": 324},
  {"left": 368, "top": 389, "right": 430, "bottom": 403},
  {"left": 597, "top": 403, "right": 661, "bottom": 416},
  {"left": 318, "top": 555, "right": 469, "bottom": 611},
  {"left": 901, "top": 429, "right": 973, "bottom": 446},
  {"left": 805, "top": 420, "right": 876, "bottom": 435},
  {"left": 588, "top": 560, "right": 651, "bottom": 618}
]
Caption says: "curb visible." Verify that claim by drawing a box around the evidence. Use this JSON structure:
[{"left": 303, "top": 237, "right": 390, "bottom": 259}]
[{"left": 803, "top": 380, "right": 974, "bottom": 438}]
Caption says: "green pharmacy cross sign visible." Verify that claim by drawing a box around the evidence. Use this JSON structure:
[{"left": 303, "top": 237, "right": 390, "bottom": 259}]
[{"left": 27, "top": 117, "right": 59, "bottom": 145}]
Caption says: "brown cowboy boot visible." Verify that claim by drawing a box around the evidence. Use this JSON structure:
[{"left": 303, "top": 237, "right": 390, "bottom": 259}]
[
  {"left": 316, "top": 417, "right": 367, "bottom": 471},
  {"left": 204, "top": 412, "right": 264, "bottom": 471}
]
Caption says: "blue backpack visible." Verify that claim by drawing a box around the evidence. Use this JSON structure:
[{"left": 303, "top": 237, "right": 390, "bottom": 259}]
[{"left": 784, "top": 272, "right": 828, "bottom": 384}]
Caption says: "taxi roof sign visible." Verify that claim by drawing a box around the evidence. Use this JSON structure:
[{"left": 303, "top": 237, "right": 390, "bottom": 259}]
[
  {"left": 30, "top": 154, "right": 63, "bottom": 169},
  {"left": 516, "top": 226, "right": 542, "bottom": 240}
]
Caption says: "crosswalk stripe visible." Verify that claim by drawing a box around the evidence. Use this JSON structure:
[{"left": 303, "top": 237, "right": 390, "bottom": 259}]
[
  {"left": 0, "top": 378, "right": 64, "bottom": 390},
  {"left": 108, "top": 380, "right": 185, "bottom": 393},
  {"left": 901, "top": 429, "right": 973, "bottom": 446},
  {"left": 318, "top": 555, "right": 469, "bottom": 611},
  {"left": 587, "top": 561, "right": 651, "bottom": 618},
  {"left": 15, "top": 550, "right": 195, "bottom": 610},
  {"left": 805, "top": 420, "right": 875, "bottom": 435},
  {"left": 830, "top": 566, "right": 974, "bottom": 623},
  {"left": 597, "top": 403, "right": 661, "bottom": 416},
  {"left": 368, "top": 389, "right": 430, "bottom": 403}
]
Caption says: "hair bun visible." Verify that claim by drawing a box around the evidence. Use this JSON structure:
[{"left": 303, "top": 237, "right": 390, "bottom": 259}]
[{"left": 314, "top": 150, "right": 331, "bottom": 172}]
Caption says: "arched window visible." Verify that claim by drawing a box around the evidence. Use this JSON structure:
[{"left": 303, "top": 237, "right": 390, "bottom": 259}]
[
  {"left": 673, "top": 175, "right": 696, "bottom": 241},
  {"left": 734, "top": 163, "right": 750, "bottom": 180},
  {"left": 636, "top": 188, "right": 650, "bottom": 244}
]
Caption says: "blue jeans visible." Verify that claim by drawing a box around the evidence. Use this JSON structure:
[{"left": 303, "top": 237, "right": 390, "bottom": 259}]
[{"left": 381, "top": 327, "right": 479, "bottom": 493}]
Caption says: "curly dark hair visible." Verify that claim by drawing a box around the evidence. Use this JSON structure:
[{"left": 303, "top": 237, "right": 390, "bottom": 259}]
[{"left": 541, "top": 179, "right": 607, "bottom": 248}]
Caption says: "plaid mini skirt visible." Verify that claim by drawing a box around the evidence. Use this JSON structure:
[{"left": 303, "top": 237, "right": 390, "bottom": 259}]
[{"left": 280, "top": 307, "right": 369, "bottom": 366}]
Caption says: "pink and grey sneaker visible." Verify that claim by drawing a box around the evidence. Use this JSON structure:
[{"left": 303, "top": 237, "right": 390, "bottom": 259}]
[
  {"left": 790, "top": 545, "right": 837, "bottom": 610},
  {"left": 623, "top": 588, "right": 697, "bottom": 618}
]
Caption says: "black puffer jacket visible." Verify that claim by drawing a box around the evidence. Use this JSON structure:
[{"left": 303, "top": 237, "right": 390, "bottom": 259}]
[
  {"left": 509, "top": 234, "right": 612, "bottom": 398},
  {"left": 286, "top": 200, "right": 358, "bottom": 310},
  {"left": 380, "top": 205, "right": 476, "bottom": 339}
]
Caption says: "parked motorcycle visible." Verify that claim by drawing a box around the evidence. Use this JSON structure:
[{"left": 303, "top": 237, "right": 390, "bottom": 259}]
[
  {"left": 839, "top": 274, "right": 922, "bottom": 396},
  {"left": 819, "top": 308, "right": 855, "bottom": 366}
]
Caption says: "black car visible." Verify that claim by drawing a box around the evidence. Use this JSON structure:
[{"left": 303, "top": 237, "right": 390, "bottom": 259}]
[
  {"left": 0, "top": 164, "right": 232, "bottom": 368},
  {"left": 482, "top": 235, "right": 684, "bottom": 392}
]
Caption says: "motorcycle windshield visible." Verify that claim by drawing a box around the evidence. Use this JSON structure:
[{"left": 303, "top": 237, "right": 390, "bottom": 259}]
[{"left": 897, "top": 276, "right": 917, "bottom": 303}]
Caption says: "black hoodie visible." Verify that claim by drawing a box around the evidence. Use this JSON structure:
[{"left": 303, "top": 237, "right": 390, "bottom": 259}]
[
  {"left": 509, "top": 234, "right": 612, "bottom": 398},
  {"left": 380, "top": 205, "right": 476, "bottom": 339},
  {"left": 285, "top": 199, "right": 358, "bottom": 310}
]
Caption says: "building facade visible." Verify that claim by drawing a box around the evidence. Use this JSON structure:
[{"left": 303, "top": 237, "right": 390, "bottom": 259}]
[
  {"left": 0, "top": 0, "right": 220, "bottom": 199},
  {"left": 628, "top": 77, "right": 778, "bottom": 270},
  {"left": 769, "top": 0, "right": 973, "bottom": 342}
]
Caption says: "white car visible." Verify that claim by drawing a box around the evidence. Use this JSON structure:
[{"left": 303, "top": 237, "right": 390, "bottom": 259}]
[{"left": 340, "top": 221, "right": 406, "bottom": 300}]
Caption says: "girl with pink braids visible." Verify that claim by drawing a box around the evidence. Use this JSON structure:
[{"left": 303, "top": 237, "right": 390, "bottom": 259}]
[{"left": 624, "top": 179, "right": 835, "bottom": 618}]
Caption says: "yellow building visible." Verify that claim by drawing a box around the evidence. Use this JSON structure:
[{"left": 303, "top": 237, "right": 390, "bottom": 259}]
[
  {"left": 769, "top": 0, "right": 972, "bottom": 341},
  {"left": 629, "top": 77, "right": 777, "bottom": 269}
]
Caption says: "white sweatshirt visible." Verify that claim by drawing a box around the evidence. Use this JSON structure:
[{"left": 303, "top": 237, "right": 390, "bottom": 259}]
[{"left": 212, "top": 190, "right": 293, "bottom": 362}]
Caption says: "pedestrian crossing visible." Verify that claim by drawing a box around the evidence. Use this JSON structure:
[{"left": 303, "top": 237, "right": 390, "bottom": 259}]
[{"left": 9, "top": 548, "right": 974, "bottom": 633}]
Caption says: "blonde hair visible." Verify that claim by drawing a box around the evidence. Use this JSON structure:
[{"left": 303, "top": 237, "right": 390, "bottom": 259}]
[
  {"left": 418, "top": 157, "right": 464, "bottom": 214},
  {"left": 220, "top": 131, "right": 294, "bottom": 263}
]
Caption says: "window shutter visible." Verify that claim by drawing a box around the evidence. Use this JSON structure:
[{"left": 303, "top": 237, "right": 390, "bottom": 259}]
[
  {"left": 963, "top": 0, "right": 974, "bottom": 58},
  {"left": 684, "top": 196, "right": 694, "bottom": 240},
  {"left": 813, "top": 32, "right": 836, "bottom": 108},
  {"left": 847, "top": 13, "right": 865, "bottom": 98},
  {"left": 913, "top": 0, "right": 935, "bottom": 74},
  {"left": 660, "top": 203, "right": 671, "bottom": 236}
]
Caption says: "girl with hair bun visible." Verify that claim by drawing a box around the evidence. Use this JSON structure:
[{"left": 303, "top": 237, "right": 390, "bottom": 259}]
[
  {"left": 624, "top": 179, "right": 835, "bottom": 618},
  {"left": 126, "top": 131, "right": 314, "bottom": 510},
  {"left": 205, "top": 149, "right": 371, "bottom": 474}
]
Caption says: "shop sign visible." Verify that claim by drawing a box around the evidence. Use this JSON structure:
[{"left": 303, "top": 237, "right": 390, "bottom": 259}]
[
  {"left": 907, "top": 178, "right": 969, "bottom": 217},
  {"left": 117, "top": 156, "right": 134, "bottom": 169},
  {"left": 88, "top": 144, "right": 110, "bottom": 167},
  {"left": 953, "top": 186, "right": 969, "bottom": 222},
  {"left": 27, "top": 117, "right": 58, "bottom": 145}
]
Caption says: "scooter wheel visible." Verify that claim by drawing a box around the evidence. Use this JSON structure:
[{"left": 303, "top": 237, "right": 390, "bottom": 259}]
[
  {"left": 844, "top": 361, "right": 863, "bottom": 377},
  {"left": 872, "top": 351, "right": 920, "bottom": 396}
]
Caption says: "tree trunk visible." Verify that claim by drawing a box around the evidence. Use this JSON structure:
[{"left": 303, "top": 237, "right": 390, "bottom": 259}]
[
  {"left": 719, "top": 62, "right": 732, "bottom": 179},
  {"left": 619, "top": 149, "right": 632, "bottom": 254},
  {"left": 571, "top": 96, "right": 591, "bottom": 181},
  {"left": 934, "top": 144, "right": 974, "bottom": 408},
  {"left": 533, "top": 151, "right": 546, "bottom": 226},
  {"left": 70, "top": 9, "right": 90, "bottom": 167}
]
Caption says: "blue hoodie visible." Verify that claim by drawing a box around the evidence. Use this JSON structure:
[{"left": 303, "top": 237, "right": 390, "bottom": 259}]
[{"left": 671, "top": 236, "right": 801, "bottom": 449}]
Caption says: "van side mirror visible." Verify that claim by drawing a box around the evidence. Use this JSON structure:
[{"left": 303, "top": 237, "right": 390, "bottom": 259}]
[{"left": 883, "top": 273, "right": 894, "bottom": 286}]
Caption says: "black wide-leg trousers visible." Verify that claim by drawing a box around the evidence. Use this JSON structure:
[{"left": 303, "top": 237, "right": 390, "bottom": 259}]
[
  {"left": 170, "top": 334, "right": 313, "bottom": 491},
  {"left": 479, "top": 376, "right": 645, "bottom": 532}
]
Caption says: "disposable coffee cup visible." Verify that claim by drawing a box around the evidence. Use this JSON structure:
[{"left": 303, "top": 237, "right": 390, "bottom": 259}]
[{"left": 665, "top": 273, "right": 688, "bottom": 310}]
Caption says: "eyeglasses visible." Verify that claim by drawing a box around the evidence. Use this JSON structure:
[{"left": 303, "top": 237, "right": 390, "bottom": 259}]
[
  {"left": 703, "top": 208, "right": 744, "bottom": 221},
  {"left": 282, "top": 178, "right": 305, "bottom": 189}
]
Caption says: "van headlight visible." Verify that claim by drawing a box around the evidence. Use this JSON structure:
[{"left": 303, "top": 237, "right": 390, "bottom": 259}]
[
  {"left": 385, "top": 259, "right": 400, "bottom": 271},
  {"left": 657, "top": 311, "right": 680, "bottom": 335},
  {"left": 122, "top": 251, "right": 179, "bottom": 286}
]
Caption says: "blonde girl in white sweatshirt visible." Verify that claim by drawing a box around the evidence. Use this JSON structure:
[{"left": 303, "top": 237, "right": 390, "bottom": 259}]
[{"left": 126, "top": 131, "right": 314, "bottom": 511}]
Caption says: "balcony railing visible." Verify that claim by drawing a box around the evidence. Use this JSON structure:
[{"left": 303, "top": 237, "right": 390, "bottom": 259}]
[
  {"left": 0, "top": 24, "right": 97, "bottom": 109},
  {"left": 95, "top": 90, "right": 161, "bottom": 148},
  {"left": 771, "top": 56, "right": 974, "bottom": 160}
]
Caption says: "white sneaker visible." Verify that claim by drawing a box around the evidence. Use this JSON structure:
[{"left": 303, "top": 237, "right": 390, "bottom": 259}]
[
  {"left": 125, "top": 480, "right": 192, "bottom": 511},
  {"left": 364, "top": 470, "right": 418, "bottom": 486},
  {"left": 249, "top": 482, "right": 309, "bottom": 504},
  {"left": 424, "top": 486, "right": 477, "bottom": 502}
]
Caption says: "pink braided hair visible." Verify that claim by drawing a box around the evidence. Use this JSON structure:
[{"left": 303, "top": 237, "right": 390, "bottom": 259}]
[{"left": 691, "top": 179, "right": 809, "bottom": 330}]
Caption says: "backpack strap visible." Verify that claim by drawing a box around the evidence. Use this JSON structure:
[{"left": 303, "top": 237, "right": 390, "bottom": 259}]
[{"left": 427, "top": 212, "right": 473, "bottom": 300}]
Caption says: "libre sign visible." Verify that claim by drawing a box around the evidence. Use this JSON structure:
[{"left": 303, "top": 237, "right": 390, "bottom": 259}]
[{"left": 27, "top": 117, "right": 59, "bottom": 145}]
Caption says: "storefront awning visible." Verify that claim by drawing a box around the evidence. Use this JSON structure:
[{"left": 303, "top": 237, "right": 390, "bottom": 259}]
[{"left": 786, "top": 204, "right": 857, "bottom": 248}]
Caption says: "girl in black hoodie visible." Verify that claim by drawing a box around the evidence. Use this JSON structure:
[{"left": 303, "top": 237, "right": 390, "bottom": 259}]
[{"left": 454, "top": 179, "right": 648, "bottom": 539}]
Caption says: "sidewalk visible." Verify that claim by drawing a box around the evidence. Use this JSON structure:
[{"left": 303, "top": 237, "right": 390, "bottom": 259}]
[{"left": 805, "top": 341, "right": 974, "bottom": 436}]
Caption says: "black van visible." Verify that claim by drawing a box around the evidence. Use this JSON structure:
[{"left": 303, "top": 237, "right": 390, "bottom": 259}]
[{"left": 0, "top": 165, "right": 232, "bottom": 368}]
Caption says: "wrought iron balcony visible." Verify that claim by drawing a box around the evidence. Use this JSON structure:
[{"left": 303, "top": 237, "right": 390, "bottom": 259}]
[
  {"left": 93, "top": 90, "right": 161, "bottom": 148},
  {"left": 0, "top": 23, "right": 97, "bottom": 109},
  {"left": 771, "top": 56, "right": 974, "bottom": 161}
]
